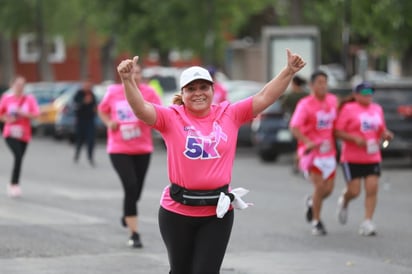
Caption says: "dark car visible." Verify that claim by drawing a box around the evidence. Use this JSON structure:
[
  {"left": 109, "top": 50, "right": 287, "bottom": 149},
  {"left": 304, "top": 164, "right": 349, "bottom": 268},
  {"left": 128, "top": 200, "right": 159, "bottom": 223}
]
[
  {"left": 250, "top": 97, "right": 296, "bottom": 162},
  {"left": 371, "top": 82, "right": 412, "bottom": 159},
  {"left": 223, "top": 80, "right": 266, "bottom": 146}
]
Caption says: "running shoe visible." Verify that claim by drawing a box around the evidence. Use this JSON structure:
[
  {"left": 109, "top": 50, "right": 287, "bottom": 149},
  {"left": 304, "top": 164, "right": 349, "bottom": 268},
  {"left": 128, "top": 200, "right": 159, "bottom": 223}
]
[
  {"left": 304, "top": 195, "right": 313, "bottom": 222},
  {"left": 128, "top": 232, "right": 143, "bottom": 248},
  {"left": 359, "top": 220, "right": 377, "bottom": 236},
  {"left": 312, "top": 220, "right": 327, "bottom": 236},
  {"left": 7, "top": 184, "right": 22, "bottom": 198},
  {"left": 336, "top": 195, "right": 348, "bottom": 225}
]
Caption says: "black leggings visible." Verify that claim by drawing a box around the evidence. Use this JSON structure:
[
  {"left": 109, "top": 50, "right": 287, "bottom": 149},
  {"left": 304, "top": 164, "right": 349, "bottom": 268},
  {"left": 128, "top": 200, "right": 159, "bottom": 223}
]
[
  {"left": 158, "top": 207, "right": 234, "bottom": 274},
  {"left": 109, "top": 153, "right": 151, "bottom": 217},
  {"left": 5, "top": 137, "right": 28, "bottom": 184}
]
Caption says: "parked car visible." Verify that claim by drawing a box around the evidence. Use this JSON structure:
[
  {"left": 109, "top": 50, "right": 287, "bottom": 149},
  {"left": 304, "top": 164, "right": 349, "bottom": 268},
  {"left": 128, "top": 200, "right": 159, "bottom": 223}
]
[
  {"left": 223, "top": 80, "right": 266, "bottom": 146},
  {"left": 27, "top": 81, "right": 82, "bottom": 135},
  {"left": 368, "top": 84, "right": 412, "bottom": 160},
  {"left": 250, "top": 96, "right": 296, "bottom": 162},
  {"left": 53, "top": 82, "right": 110, "bottom": 142},
  {"left": 142, "top": 66, "right": 182, "bottom": 106}
]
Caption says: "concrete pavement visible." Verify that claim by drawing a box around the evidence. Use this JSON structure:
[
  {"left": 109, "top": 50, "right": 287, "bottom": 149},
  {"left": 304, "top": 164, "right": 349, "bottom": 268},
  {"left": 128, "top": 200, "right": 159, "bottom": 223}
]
[{"left": 0, "top": 137, "right": 411, "bottom": 273}]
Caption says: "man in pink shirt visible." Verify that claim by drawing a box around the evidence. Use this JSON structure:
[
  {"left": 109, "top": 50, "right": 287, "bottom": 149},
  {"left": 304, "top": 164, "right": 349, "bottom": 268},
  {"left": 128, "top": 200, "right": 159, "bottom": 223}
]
[
  {"left": 289, "top": 70, "right": 338, "bottom": 236},
  {"left": 98, "top": 64, "right": 161, "bottom": 248},
  {"left": 335, "top": 81, "right": 393, "bottom": 236},
  {"left": 117, "top": 49, "right": 305, "bottom": 274},
  {"left": 0, "top": 76, "right": 40, "bottom": 197}
]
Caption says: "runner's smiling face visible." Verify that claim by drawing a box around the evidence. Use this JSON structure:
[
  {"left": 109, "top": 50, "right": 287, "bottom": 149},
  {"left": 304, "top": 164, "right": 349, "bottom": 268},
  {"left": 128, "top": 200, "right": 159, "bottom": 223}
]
[{"left": 182, "top": 80, "right": 214, "bottom": 116}]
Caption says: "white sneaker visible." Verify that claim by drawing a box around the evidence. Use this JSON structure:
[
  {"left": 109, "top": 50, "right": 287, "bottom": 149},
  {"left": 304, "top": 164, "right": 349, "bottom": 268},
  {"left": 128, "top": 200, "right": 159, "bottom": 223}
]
[
  {"left": 7, "top": 184, "right": 22, "bottom": 198},
  {"left": 336, "top": 195, "right": 348, "bottom": 225},
  {"left": 359, "top": 220, "right": 377, "bottom": 236}
]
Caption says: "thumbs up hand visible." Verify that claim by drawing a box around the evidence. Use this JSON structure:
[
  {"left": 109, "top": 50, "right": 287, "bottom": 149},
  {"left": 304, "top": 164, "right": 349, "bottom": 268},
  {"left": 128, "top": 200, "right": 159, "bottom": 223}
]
[
  {"left": 117, "top": 56, "right": 139, "bottom": 81},
  {"left": 286, "top": 49, "right": 306, "bottom": 74}
]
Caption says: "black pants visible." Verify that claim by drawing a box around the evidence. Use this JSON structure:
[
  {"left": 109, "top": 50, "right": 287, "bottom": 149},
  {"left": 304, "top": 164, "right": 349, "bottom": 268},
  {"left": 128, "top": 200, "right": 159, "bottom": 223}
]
[
  {"left": 74, "top": 118, "right": 95, "bottom": 161},
  {"left": 158, "top": 207, "right": 234, "bottom": 274},
  {"left": 109, "top": 153, "right": 151, "bottom": 217},
  {"left": 5, "top": 137, "right": 28, "bottom": 184}
]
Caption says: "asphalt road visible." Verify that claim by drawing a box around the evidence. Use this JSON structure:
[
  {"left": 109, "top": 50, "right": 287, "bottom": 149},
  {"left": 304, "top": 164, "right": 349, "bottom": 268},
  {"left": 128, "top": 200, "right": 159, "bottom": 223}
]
[{"left": 0, "top": 136, "right": 411, "bottom": 274}]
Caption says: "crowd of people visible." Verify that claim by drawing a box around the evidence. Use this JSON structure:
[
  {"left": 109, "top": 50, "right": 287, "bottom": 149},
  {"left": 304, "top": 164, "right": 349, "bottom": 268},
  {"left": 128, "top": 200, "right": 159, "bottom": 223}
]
[{"left": 0, "top": 47, "right": 394, "bottom": 273}]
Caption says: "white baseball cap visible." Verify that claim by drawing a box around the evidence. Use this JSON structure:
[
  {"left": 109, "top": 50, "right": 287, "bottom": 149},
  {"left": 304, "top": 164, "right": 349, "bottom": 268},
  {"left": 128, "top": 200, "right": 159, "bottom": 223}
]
[{"left": 179, "top": 66, "right": 213, "bottom": 89}]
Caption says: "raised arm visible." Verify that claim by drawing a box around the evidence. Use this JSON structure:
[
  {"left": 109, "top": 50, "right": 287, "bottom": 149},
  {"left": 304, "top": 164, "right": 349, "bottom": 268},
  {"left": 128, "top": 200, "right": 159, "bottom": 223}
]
[
  {"left": 252, "top": 49, "right": 306, "bottom": 116},
  {"left": 117, "top": 56, "right": 157, "bottom": 125}
]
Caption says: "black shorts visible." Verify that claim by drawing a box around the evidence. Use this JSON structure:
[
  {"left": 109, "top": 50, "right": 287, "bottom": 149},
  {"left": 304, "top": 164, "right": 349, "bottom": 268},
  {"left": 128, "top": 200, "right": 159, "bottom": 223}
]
[{"left": 341, "top": 162, "right": 381, "bottom": 182}]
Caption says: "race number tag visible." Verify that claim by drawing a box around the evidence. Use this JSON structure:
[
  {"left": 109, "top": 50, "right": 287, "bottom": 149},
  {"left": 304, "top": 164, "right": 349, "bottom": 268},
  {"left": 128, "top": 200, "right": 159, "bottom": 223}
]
[
  {"left": 367, "top": 139, "right": 379, "bottom": 154},
  {"left": 9, "top": 125, "right": 23, "bottom": 139},
  {"left": 120, "top": 124, "right": 141, "bottom": 140},
  {"left": 319, "top": 140, "right": 331, "bottom": 154}
]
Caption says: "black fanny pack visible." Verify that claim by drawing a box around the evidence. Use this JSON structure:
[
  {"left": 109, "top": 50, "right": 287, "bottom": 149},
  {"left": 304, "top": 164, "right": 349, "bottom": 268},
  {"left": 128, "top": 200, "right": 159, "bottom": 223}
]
[{"left": 169, "top": 183, "right": 231, "bottom": 206}]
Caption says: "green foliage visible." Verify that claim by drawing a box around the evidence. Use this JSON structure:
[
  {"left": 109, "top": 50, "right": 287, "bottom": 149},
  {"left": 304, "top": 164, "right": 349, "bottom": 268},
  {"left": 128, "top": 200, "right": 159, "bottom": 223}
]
[
  {"left": 350, "top": 0, "right": 412, "bottom": 55},
  {"left": 101, "top": 0, "right": 274, "bottom": 63},
  {"left": 296, "top": 0, "right": 412, "bottom": 61},
  {"left": 2, "top": 0, "right": 412, "bottom": 66}
]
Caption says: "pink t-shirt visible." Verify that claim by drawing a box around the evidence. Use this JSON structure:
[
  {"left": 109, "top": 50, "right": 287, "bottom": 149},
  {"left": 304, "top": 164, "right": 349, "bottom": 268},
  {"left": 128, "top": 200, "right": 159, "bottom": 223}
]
[
  {"left": 0, "top": 93, "right": 40, "bottom": 142},
  {"left": 98, "top": 83, "right": 161, "bottom": 154},
  {"left": 335, "top": 101, "right": 386, "bottom": 163},
  {"left": 289, "top": 93, "right": 338, "bottom": 158},
  {"left": 153, "top": 97, "right": 254, "bottom": 217},
  {"left": 212, "top": 82, "right": 228, "bottom": 104}
]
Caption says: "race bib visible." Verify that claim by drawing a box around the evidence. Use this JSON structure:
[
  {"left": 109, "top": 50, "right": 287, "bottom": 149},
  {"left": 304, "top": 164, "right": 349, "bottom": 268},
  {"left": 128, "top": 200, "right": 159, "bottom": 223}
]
[
  {"left": 120, "top": 124, "right": 141, "bottom": 140},
  {"left": 366, "top": 139, "right": 379, "bottom": 154},
  {"left": 9, "top": 125, "right": 23, "bottom": 139}
]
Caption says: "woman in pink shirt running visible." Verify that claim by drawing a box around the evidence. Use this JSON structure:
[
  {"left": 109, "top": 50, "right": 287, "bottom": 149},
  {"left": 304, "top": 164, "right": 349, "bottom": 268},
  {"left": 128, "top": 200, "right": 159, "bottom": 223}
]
[
  {"left": 117, "top": 49, "right": 305, "bottom": 274},
  {"left": 335, "top": 81, "right": 393, "bottom": 236},
  {"left": 0, "top": 76, "right": 40, "bottom": 198},
  {"left": 98, "top": 64, "right": 161, "bottom": 248},
  {"left": 289, "top": 70, "right": 338, "bottom": 236}
]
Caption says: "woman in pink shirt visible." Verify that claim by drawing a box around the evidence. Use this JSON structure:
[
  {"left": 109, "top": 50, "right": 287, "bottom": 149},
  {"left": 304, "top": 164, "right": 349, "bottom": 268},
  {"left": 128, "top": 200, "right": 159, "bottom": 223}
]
[
  {"left": 289, "top": 70, "right": 338, "bottom": 236},
  {"left": 98, "top": 64, "right": 161, "bottom": 248},
  {"left": 0, "top": 76, "right": 40, "bottom": 197},
  {"left": 207, "top": 66, "right": 228, "bottom": 104},
  {"left": 117, "top": 49, "right": 305, "bottom": 274},
  {"left": 335, "top": 82, "right": 393, "bottom": 236}
]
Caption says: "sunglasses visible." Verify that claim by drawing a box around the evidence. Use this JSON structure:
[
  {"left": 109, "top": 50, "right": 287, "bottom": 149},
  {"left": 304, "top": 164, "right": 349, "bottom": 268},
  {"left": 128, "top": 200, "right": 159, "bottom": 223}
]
[{"left": 358, "top": 88, "right": 374, "bottom": 95}]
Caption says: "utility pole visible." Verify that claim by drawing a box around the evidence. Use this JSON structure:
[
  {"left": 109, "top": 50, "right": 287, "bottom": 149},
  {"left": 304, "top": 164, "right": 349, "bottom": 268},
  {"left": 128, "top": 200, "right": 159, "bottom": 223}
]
[
  {"left": 35, "top": 0, "right": 53, "bottom": 81},
  {"left": 342, "top": 0, "right": 351, "bottom": 80}
]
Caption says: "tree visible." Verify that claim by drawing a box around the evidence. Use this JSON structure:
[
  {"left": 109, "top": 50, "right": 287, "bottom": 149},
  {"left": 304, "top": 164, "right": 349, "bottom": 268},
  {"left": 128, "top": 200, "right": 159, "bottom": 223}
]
[
  {"left": 288, "top": 0, "right": 412, "bottom": 76},
  {"left": 101, "top": 0, "right": 274, "bottom": 66}
]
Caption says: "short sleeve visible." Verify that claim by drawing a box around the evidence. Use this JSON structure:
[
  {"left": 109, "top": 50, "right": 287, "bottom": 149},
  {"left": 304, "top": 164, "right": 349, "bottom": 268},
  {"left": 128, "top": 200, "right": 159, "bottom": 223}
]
[
  {"left": 335, "top": 104, "right": 351, "bottom": 131},
  {"left": 98, "top": 88, "right": 112, "bottom": 114}
]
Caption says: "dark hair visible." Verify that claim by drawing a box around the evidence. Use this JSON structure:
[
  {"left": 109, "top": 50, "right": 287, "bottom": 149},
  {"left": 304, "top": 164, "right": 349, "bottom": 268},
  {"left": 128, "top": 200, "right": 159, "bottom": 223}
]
[
  {"left": 310, "top": 70, "right": 328, "bottom": 83},
  {"left": 338, "top": 94, "right": 355, "bottom": 111},
  {"left": 354, "top": 81, "right": 375, "bottom": 93},
  {"left": 9, "top": 74, "right": 25, "bottom": 85},
  {"left": 292, "top": 75, "right": 307, "bottom": 86},
  {"left": 172, "top": 93, "right": 184, "bottom": 105},
  {"left": 206, "top": 65, "right": 217, "bottom": 77}
]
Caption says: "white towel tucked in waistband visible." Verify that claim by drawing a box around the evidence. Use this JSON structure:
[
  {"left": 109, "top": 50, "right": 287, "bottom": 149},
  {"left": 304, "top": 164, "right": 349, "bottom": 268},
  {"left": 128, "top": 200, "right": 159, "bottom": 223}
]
[{"left": 216, "top": 187, "right": 252, "bottom": 218}]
